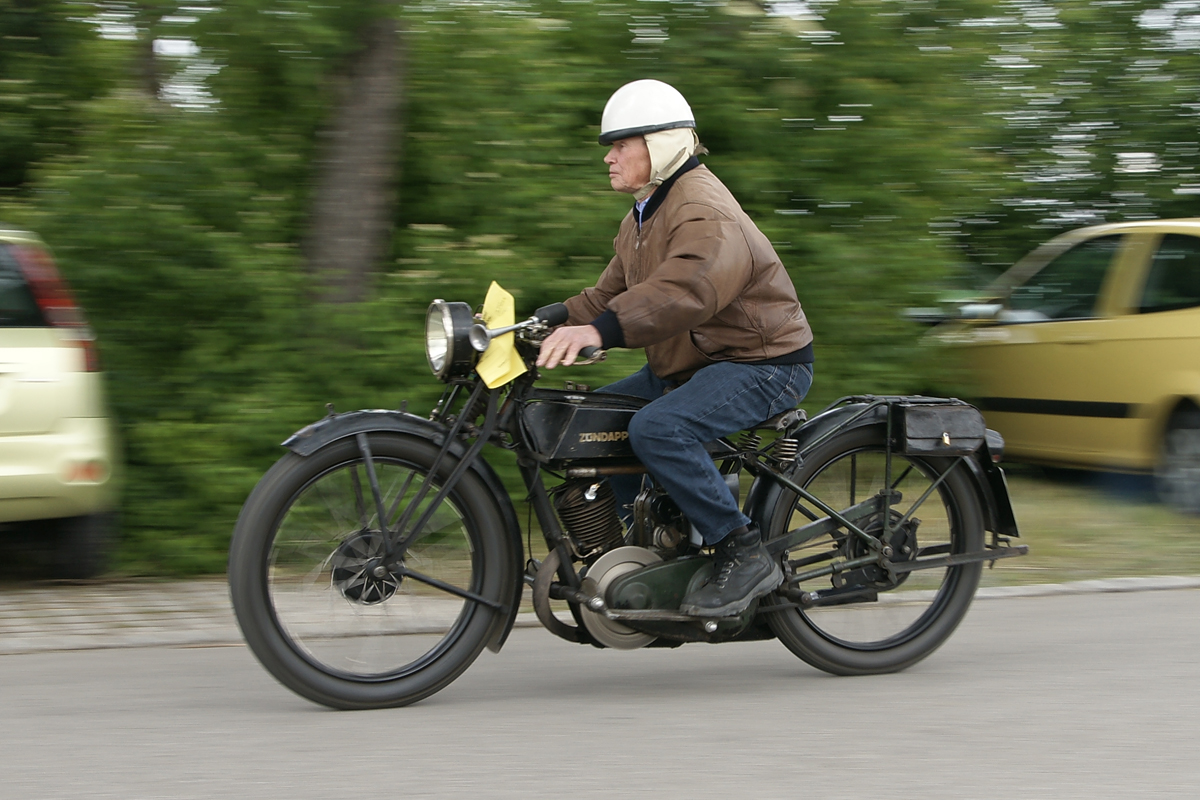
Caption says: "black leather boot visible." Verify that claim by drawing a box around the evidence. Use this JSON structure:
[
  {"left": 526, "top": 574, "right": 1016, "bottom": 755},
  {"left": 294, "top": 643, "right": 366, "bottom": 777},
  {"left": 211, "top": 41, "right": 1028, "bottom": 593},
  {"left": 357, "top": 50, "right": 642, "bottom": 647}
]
[{"left": 680, "top": 525, "right": 783, "bottom": 617}]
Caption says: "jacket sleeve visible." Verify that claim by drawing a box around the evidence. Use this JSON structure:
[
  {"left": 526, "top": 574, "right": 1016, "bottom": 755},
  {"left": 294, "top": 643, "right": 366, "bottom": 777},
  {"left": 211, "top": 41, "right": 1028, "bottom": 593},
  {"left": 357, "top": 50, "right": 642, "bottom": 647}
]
[
  {"left": 564, "top": 253, "right": 628, "bottom": 325},
  {"left": 607, "top": 203, "right": 753, "bottom": 349}
]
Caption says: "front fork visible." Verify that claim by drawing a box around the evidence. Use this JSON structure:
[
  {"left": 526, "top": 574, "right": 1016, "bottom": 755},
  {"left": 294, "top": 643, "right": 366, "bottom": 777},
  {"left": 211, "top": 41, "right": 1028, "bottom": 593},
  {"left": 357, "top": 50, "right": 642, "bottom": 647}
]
[
  {"left": 348, "top": 383, "right": 507, "bottom": 612},
  {"left": 517, "top": 458, "right": 583, "bottom": 590}
]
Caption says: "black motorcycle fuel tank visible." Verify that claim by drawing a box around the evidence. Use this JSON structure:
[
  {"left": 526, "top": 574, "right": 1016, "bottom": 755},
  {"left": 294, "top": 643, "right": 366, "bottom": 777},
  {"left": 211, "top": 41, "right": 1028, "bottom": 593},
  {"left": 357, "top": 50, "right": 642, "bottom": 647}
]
[{"left": 519, "top": 388, "right": 647, "bottom": 461}]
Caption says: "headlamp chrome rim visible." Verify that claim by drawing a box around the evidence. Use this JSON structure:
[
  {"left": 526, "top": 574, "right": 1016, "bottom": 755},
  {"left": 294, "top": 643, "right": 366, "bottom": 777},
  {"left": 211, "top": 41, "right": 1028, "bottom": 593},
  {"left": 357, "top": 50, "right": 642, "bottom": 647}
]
[{"left": 425, "top": 300, "right": 476, "bottom": 381}]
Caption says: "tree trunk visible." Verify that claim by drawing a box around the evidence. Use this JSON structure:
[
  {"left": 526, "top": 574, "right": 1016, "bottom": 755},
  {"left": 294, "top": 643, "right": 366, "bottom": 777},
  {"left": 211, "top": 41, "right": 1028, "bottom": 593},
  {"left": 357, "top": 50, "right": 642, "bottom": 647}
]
[
  {"left": 138, "top": 32, "right": 161, "bottom": 99},
  {"left": 305, "top": 14, "right": 403, "bottom": 304}
]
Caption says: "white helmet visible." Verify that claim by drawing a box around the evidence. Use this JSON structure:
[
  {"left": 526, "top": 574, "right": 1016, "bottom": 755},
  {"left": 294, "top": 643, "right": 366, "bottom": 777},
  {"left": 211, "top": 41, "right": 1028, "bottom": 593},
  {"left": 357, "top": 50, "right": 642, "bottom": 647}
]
[{"left": 599, "top": 79, "right": 695, "bottom": 145}]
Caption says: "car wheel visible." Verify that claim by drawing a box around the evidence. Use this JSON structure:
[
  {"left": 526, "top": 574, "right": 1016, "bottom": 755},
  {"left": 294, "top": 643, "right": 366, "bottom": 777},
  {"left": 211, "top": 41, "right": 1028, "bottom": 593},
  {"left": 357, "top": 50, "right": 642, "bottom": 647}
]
[
  {"left": 52, "top": 513, "right": 115, "bottom": 579},
  {"left": 1156, "top": 409, "right": 1200, "bottom": 515}
]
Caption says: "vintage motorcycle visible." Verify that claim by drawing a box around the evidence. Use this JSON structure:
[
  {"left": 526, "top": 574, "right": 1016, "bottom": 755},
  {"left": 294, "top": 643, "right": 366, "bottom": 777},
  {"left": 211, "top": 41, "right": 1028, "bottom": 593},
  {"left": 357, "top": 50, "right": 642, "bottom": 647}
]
[{"left": 228, "top": 284, "right": 1025, "bottom": 709}]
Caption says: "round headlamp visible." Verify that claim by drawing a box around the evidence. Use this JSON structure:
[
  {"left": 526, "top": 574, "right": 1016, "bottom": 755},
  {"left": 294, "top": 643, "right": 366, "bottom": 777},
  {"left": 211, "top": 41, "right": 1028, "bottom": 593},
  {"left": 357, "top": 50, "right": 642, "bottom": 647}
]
[{"left": 425, "top": 300, "right": 476, "bottom": 381}]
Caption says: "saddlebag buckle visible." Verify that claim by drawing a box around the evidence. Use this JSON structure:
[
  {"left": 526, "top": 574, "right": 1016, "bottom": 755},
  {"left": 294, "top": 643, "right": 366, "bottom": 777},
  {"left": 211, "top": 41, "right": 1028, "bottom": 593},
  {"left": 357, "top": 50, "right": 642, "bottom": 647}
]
[{"left": 895, "top": 400, "right": 986, "bottom": 456}]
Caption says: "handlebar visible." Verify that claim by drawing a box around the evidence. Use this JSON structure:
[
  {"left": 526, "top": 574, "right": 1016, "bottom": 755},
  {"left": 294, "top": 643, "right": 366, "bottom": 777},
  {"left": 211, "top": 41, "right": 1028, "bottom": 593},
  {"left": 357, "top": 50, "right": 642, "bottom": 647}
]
[
  {"left": 530, "top": 303, "right": 604, "bottom": 363},
  {"left": 533, "top": 303, "right": 569, "bottom": 327},
  {"left": 471, "top": 301, "right": 605, "bottom": 365}
]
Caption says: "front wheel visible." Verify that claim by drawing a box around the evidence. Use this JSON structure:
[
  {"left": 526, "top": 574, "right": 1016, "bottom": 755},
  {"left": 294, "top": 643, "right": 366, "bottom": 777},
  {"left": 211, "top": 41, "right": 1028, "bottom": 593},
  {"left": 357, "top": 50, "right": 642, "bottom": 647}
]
[
  {"left": 229, "top": 433, "right": 511, "bottom": 709},
  {"left": 763, "top": 424, "right": 984, "bottom": 675}
]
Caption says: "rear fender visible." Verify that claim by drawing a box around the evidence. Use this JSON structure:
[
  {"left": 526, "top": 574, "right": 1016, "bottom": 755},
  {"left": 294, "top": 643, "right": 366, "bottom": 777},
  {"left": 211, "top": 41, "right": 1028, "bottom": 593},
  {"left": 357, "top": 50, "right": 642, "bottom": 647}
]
[
  {"left": 283, "top": 409, "right": 525, "bottom": 653},
  {"left": 961, "top": 437, "right": 1020, "bottom": 538}
]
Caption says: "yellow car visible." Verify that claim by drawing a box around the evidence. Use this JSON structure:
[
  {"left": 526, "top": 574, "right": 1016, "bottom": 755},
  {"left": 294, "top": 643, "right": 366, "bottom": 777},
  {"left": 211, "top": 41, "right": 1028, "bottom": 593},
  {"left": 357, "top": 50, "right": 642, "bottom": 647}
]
[
  {"left": 930, "top": 218, "right": 1200, "bottom": 513},
  {"left": 0, "top": 225, "right": 117, "bottom": 576}
]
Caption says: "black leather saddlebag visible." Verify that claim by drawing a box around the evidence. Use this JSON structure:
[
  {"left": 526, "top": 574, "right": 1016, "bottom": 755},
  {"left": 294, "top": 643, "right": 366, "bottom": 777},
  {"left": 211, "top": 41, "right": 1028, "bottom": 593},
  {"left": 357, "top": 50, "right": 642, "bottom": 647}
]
[{"left": 896, "top": 401, "right": 986, "bottom": 456}]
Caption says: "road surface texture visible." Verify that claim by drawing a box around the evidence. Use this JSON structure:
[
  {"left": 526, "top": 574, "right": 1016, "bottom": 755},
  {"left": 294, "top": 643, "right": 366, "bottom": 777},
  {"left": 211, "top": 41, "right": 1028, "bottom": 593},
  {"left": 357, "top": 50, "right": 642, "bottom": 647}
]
[{"left": 0, "top": 584, "right": 1197, "bottom": 799}]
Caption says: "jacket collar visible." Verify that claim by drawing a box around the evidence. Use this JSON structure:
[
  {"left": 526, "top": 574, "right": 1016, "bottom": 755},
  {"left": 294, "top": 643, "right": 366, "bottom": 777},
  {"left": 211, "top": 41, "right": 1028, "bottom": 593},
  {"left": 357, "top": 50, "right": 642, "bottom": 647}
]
[{"left": 636, "top": 156, "right": 700, "bottom": 225}]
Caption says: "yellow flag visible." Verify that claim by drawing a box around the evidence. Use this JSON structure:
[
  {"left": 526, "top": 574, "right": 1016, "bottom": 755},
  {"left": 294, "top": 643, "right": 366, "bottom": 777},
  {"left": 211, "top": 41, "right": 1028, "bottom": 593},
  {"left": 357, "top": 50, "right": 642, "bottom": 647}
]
[{"left": 475, "top": 282, "right": 528, "bottom": 389}]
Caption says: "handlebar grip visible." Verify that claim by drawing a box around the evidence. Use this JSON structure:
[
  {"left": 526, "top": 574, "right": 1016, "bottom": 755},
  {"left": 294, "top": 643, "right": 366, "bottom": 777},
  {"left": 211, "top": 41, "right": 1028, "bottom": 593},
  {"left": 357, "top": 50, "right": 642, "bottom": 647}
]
[
  {"left": 579, "top": 346, "right": 600, "bottom": 360},
  {"left": 533, "top": 303, "right": 569, "bottom": 327}
]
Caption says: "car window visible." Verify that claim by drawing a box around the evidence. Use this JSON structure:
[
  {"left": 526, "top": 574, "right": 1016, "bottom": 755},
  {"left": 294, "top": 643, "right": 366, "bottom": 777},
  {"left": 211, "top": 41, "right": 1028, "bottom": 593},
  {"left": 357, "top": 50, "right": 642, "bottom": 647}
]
[
  {"left": 0, "top": 244, "right": 46, "bottom": 328},
  {"left": 1139, "top": 233, "right": 1200, "bottom": 314},
  {"left": 1006, "top": 234, "right": 1121, "bottom": 321}
]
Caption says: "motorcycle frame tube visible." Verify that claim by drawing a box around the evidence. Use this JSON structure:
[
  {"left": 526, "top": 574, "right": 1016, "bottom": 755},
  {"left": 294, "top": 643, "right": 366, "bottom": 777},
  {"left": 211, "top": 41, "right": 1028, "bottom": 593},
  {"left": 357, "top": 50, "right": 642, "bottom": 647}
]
[
  {"left": 505, "top": 373, "right": 602, "bottom": 570},
  {"left": 761, "top": 492, "right": 897, "bottom": 557},
  {"left": 884, "top": 405, "right": 895, "bottom": 541},
  {"left": 519, "top": 461, "right": 597, "bottom": 645},
  {"left": 516, "top": 460, "right": 576, "bottom": 575},
  {"left": 752, "top": 461, "right": 885, "bottom": 553},
  {"left": 280, "top": 402, "right": 525, "bottom": 654}
]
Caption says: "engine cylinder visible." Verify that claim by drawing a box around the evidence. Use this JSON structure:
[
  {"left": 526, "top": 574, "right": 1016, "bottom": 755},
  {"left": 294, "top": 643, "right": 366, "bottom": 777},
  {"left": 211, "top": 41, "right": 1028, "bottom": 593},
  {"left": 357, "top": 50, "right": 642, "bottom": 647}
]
[{"left": 552, "top": 479, "right": 625, "bottom": 560}]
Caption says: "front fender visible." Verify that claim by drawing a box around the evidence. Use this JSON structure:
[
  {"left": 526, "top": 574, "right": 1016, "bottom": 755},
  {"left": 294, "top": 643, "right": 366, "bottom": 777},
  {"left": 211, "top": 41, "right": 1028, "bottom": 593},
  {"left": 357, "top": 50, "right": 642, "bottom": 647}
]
[{"left": 283, "top": 409, "right": 525, "bottom": 653}]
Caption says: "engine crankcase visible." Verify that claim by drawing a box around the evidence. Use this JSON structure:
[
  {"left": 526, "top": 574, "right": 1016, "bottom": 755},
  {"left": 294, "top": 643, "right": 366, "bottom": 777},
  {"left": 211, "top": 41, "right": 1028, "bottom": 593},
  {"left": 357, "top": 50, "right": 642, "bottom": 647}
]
[
  {"left": 606, "top": 556, "right": 758, "bottom": 641},
  {"left": 579, "top": 546, "right": 662, "bottom": 650},
  {"left": 607, "top": 554, "right": 711, "bottom": 612}
]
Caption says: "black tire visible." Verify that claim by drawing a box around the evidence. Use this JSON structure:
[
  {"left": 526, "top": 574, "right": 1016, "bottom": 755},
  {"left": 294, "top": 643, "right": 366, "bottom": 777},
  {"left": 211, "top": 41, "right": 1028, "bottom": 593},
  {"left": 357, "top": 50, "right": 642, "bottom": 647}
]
[
  {"left": 53, "top": 512, "right": 114, "bottom": 579},
  {"left": 763, "top": 424, "right": 984, "bottom": 675},
  {"left": 228, "top": 433, "right": 510, "bottom": 709},
  {"left": 1156, "top": 408, "right": 1200, "bottom": 515}
]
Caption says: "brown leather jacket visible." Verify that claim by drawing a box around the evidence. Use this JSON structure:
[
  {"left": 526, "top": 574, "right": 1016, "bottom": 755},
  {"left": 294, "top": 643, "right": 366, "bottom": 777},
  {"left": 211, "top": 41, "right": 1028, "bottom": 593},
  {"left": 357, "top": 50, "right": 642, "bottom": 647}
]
[{"left": 565, "top": 163, "right": 813, "bottom": 381}]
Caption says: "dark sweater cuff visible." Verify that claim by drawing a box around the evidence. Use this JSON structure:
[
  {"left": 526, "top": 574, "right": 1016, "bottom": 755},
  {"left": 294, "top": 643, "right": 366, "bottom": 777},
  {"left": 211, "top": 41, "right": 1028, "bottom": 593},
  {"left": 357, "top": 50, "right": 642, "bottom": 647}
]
[{"left": 590, "top": 309, "right": 626, "bottom": 350}]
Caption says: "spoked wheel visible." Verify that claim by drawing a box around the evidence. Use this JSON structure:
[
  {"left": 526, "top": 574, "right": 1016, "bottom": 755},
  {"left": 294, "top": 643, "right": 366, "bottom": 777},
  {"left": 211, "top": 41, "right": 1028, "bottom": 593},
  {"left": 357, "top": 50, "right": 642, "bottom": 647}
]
[
  {"left": 764, "top": 424, "right": 984, "bottom": 675},
  {"left": 229, "top": 433, "right": 510, "bottom": 709}
]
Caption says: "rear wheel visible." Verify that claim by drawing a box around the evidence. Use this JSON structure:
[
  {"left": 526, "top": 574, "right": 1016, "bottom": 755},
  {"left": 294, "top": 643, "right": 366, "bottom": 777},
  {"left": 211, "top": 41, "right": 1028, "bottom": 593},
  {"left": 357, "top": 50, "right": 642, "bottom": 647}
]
[
  {"left": 53, "top": 513, "right": 113, "bottom": 579},
  {"left": 1156, "top": 408, "right": 1200, "bottom": 515},
  {"left": 229, "top": 433, "right": 510, "bottom": 709},
  {"left": 764, "top": 424, "right": 984, "bottom": 675}
]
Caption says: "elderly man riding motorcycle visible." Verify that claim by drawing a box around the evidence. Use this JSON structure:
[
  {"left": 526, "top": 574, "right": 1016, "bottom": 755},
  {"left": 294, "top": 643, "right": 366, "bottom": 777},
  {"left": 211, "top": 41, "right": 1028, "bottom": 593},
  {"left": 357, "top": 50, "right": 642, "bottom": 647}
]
[{"left": 537, "top": 79, "right": 815, "bottom": 617}]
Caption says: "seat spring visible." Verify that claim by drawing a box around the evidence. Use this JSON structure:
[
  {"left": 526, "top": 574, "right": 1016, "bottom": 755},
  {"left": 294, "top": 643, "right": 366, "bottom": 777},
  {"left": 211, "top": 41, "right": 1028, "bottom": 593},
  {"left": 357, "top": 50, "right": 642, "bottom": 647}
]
[
  {"left": 774, "top": 437, "right": 800, "bottom": 462},
  {"left": 737, "top": 432, "right": 763, "bottom": 451}
]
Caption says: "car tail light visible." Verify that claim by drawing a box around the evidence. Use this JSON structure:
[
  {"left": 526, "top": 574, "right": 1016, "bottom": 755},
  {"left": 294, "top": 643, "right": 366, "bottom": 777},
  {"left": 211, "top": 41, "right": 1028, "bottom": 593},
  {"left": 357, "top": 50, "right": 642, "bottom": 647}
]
[
  {"left": 10, "top": 244, "right": 100, "bottom": 372},
  {"left": 62, "top": 458, "right": 110, "bottom": 484}
]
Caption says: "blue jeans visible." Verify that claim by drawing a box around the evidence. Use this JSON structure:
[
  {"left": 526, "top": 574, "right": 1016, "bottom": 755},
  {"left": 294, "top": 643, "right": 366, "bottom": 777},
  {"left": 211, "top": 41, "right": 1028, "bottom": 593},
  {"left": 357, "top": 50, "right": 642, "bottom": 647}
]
[{"left": 598, "top": 361, "right": 813, "bottom": 545}]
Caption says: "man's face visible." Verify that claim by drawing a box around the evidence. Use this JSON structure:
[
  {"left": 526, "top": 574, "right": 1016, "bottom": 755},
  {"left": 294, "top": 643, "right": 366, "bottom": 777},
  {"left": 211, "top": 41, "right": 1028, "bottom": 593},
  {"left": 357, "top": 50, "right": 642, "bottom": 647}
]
[{"left": 604, "top": 136, "right": 652, "bottom": 194}]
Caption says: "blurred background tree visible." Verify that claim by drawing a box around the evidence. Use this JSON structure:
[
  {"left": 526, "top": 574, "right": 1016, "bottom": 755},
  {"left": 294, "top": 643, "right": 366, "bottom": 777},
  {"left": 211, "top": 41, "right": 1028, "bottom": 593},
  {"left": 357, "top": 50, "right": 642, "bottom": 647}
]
[
  {"left": 0, "top": 0, "right": 1196, "bottom": 573},
  {"left": 948, "top": 0, "right": 1200, "bottom": 269},
  {"left": 0, "top": 0, "right": 118, "bottom": 188}
]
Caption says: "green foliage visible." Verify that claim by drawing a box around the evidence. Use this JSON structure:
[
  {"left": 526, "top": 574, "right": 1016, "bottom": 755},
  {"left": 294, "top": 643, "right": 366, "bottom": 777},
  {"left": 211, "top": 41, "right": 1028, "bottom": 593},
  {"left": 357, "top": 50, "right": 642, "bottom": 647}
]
[
  {"left": 0, "top": 0, "right": 119, "bottom": 189},
  {"left": 944, "top": 0, "right": 1200, "bottom": 267},
  {"left": 4, "top": 0, "right": 1199, "bottom": 573},
  {"left": 391, "top": 0, "right": 1006, "bottom": 401}
]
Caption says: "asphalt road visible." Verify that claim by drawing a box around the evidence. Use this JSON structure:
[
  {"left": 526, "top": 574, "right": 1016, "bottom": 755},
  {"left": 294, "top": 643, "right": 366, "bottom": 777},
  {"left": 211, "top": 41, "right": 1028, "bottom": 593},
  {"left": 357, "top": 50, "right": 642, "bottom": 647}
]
[{"left": 1, "top": 589, "right": 1198, "bottom": 800}]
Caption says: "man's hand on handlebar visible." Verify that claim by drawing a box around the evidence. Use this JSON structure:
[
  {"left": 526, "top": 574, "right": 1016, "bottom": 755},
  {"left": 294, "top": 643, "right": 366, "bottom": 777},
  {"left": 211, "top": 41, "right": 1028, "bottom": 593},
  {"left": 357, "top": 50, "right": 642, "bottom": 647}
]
[{"left": 536, "top": 324, "right": 602, "bottom": 370}]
